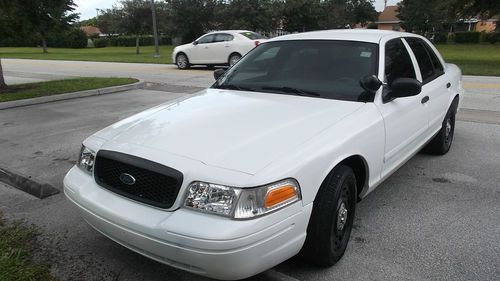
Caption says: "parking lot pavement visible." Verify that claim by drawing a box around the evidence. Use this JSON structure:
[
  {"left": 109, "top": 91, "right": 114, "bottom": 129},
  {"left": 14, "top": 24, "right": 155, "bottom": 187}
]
[
  {"left": 0, "top": 89, "right": 188, "bottom": 189},
  {"left": 1, "top": 120, "right": 498, "bottom": 281}
]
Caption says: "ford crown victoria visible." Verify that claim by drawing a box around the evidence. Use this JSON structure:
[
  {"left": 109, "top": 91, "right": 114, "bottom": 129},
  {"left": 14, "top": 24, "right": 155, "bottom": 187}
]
[{"left": 64, "top": 30, "right": 463, "bottom": 280}]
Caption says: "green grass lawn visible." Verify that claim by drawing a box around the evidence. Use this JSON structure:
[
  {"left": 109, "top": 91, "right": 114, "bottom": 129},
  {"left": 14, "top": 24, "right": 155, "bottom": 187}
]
[
  {"left": 436, "top": 44, "right": 500, "bottom": 76},
  {"left": 0, "top": 213, "right": 58, "bottom": 281},
  {"left": 0, "top": 45, "right": 174, "bottom": 64},
  {"left": 0, "top": 77, "right": 138, "bottom": 102}
]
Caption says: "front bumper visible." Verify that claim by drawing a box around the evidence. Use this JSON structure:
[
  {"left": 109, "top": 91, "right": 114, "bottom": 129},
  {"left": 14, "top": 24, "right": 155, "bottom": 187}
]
[{"left": 64, "top": 166, "right": 312, "bottom": 280}]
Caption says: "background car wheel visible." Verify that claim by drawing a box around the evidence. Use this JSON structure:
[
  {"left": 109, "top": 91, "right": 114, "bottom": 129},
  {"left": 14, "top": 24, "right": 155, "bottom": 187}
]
[
  {"left": 228, "top": 53, "right": 241, "bottom": 67},
  {"left": 176, "top": 53, "right": 190, "bottom": 69},
  {"left": 300, "top": 165, "right": 357, "bottom": 266},
  {"left": 424, "top": 98, "right": 458, "bottom": 155}
]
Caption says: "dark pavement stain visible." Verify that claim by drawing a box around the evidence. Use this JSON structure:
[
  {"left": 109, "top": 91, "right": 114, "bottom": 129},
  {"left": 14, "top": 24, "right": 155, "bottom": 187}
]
[{"left": 432, "top": 177, "right": 451, "bottom": 183}]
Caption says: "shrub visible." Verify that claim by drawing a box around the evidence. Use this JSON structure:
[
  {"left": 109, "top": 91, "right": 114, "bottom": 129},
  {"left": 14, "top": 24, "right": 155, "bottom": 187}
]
[
  {"left": 106, "top": 35, "right": 171, "bottom": 47},
  {"left": 454, "top": 32, "right": 481, "bottom": 43},
  {"left": 46, "top": 28, "right": 88, "bottom": 48},
  {"left": 433, "top": 32, "right": 448, "bottom": 44},
  {"left": 93, "top": 38, "right": 108, "bottom": 48},
  {"left": 484, "top": 32, "right": 500, "bottom": 44}
]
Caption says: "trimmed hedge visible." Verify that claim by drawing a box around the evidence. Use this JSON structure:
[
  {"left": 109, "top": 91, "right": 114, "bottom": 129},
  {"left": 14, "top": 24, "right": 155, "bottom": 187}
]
[
  {"left": 484, "top": 33, "right": 500, "bottom": 44},
  {"left": 454, "top": 32, "right": 481, "bottom": 43},
  {"left": 91, "top": 35, "right": 172, "bottom": 48},
  {"left": 0, "top": 28, "right": 87, "bottom": 48}
]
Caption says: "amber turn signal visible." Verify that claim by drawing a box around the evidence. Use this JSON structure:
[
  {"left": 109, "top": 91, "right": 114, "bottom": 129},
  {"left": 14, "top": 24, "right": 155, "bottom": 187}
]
[{"left": 265, "top": 185, "right": 298, "bottom": 209}]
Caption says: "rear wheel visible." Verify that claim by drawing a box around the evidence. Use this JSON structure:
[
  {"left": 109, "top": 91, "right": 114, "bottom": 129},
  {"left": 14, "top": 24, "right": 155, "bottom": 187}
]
[
  {"left": 424, "top": 100, "right": 458, "bottom": 155},
  {"left": 300, "top": 165, "right": 357, "bottom": 266},
  {"left": 176, "top": 53, "right": 190, "bottom": 69},
  {"left": 228, "top": 53, "right": 241, "bottom": 67}
]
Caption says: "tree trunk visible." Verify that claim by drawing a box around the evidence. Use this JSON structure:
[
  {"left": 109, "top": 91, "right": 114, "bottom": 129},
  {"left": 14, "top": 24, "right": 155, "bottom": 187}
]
[
  {"left": 135, "top": 35, "right": 140, "bottom": 55},
  {"left": 42, "top": 37, "right": 48, "bottom": 53},
  {"left": 0, "top": 58, "right": 7, "bottom": 90}
]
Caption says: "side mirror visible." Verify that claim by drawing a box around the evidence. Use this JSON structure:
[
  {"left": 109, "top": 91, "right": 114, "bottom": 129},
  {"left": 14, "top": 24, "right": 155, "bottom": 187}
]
[
  {"left": 359, "top": 75, "right": 382, "bottom": 93},
  {"left": 390, "top": 78, "right": 422, "bottom": 98},
  {"left": 213, "top": 68, "right": 226, "bottom": 80},
  {"left": 192, "top": 41, "right": 198, "bottom": 46}
]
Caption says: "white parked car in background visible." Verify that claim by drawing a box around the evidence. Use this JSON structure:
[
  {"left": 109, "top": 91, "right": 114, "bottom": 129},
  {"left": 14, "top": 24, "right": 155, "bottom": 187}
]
[
  {"left": 65, "top": 30, "right": 463, "bottom": 280},
  {"left": 172, "top": 30, "right": 267, "bottom": 69}
]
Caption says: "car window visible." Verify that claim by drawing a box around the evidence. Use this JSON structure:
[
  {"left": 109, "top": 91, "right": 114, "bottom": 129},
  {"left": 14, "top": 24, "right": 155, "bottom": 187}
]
[
  {"left": 198, "top": 34, "right": 215, "bottom": 44},
  {"left": 405, "top": 37, "right": 442, "bottom": 83},
  {"left": 240, "top": 31, "right": 267, "bottom": 40},
  {"left": 384, "top": 38, "right": 416, "bottom": 86},
  {"left": 214, "top": 33, "right": 234, "bottom": 42},
  {"left": 421, "top": 41, "right": 444, "bottom": 74},
  {"left": 213, "top": 40, "right": 379, "bottom": 102}
]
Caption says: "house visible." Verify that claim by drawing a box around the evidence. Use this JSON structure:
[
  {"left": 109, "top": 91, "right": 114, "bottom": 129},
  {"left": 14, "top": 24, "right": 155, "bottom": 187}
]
[
  {"left": 80, "top": 26, "right": 103, "bottom": 37},
  {"left": 375, "top": 6, "right": 403, "bottom": 31}
]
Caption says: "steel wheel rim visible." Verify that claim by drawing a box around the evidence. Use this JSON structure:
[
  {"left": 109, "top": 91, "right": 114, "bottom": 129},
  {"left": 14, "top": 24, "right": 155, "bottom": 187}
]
[
  {"left": 333, "top": 181, "right": 351, "bottom": 252},
  {"left": 229, "top": 55, "right": 240, "bottom": 66},
  {"left": 177, "top": 55, "right": 187, "bottom": 68},
  {"left": 444, "top": 113, "right": 454, "bottom": 146}
]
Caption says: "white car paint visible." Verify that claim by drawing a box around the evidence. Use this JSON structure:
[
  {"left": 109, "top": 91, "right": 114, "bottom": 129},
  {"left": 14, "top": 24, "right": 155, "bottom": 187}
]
[
  {"left": 172, "top": 30, "right": 265, "bottom": 67},
  {"left": 64, "top": 30, "right": 463, "bottom": 280}
]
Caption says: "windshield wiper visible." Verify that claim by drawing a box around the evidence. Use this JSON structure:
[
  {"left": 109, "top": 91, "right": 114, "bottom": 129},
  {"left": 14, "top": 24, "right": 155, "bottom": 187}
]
[
  {"left": 260, "top": 86, "right": 320, "bottom": 97},
  {"left": 214, "top": 84, "right": 255, "bottom": 92}
]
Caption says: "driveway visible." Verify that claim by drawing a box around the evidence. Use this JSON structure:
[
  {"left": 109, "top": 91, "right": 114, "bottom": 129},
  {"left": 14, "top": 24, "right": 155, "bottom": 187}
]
[{"left": 0, "top": 59, "right": 499, "bottom": 281}]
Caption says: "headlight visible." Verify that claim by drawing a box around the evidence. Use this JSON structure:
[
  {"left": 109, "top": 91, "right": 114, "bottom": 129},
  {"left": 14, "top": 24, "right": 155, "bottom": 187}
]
[
  {"left": 183, "top": 179, "right": 301, "bottom": 219},
  {"left": 77, "top": 145, "right": 96, "bottom": 174}
]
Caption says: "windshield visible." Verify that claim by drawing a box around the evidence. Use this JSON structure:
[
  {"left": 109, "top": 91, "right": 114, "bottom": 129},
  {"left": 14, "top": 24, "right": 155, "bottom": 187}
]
[
  {"left": 240, "top": 31, "right": 267, "bottom": 40},
  {"left": 213, "top": 40, "right": 379, "bottom": 102}
]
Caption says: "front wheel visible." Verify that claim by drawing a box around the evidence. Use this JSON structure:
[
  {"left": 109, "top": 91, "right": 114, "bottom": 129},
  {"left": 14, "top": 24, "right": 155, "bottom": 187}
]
[
  {"left": 176, "top": 53, "right": 190, "bottom": 69},
  {"left": 300, "top": 165, "right": 357, "bottom": 266}
]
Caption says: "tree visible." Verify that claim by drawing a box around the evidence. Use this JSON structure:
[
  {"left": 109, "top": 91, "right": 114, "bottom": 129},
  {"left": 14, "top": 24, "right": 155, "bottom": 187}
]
[
  {"left": 117, "top": 0, "right": 153, "bottom": 54},
  {"left": 397, "top": 0, "right": 443, "bottom": 33},
  {"left": 168, "top": 0, "right": 219, "bottom": 43},
  {"left": 351, "top": 0, "right": 378, "bottom": 27},
  {"left": 23, "top": 0, "right": 79, "bottom": 53},
  {"left": 216, "top": 0, "right": 276, "bottom": 32},
  {"left": 281, "top": 0, "right": 323, "bottom": 32}
]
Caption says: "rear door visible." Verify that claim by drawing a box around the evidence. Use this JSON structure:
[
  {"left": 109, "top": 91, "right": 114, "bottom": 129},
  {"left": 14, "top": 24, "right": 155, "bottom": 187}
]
[
  {"left": 404, "top": 37, "right": 450, "bottom": 135},
  {"left": 211, "top": 33, "right": 235, "bottom": 63},
  {"left": 376, "top": 38, "right": 429, "bottom": 178},
  {"left": 190, "top": 34, "right": 215, "bottom": 63}
]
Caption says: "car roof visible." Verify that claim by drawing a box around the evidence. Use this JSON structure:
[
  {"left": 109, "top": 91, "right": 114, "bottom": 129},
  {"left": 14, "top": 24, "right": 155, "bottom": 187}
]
[
  {"left": 267, "top": 29, "right": 417, "bottom": 44},
  {"left": 206, "top": 30, "right": 254, "bottom": 35}
]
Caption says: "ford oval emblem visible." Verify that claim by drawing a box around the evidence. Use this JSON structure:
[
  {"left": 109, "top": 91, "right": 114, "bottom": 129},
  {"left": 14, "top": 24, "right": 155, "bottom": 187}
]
[{"left": 119, "top": 173, "right": 136, "bottom": 186}]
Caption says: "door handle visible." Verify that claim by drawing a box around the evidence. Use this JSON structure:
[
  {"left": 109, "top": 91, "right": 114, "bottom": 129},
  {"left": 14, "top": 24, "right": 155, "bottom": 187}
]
[
  {"left": 446, "top": 82, "right": 451, "bottom": 88},
  {"left": 421, "top": 96, "right": 430, "bottom": 104}
]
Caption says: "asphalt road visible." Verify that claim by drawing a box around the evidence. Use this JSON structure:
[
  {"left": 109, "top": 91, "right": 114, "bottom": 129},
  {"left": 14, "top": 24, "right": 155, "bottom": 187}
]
[{"left": 0, "top": 59, "right": 499, "bottom": 281}]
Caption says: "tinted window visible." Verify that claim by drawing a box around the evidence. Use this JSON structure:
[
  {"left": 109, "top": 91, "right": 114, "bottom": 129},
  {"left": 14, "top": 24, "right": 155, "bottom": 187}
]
[
  {"left": 405, "top": 37, "right": 441, "bottom": 83},
  {"left": 213, "top": 40, "right": 379, "bottom": 102},
  {"left": 214, "top": 33, "right": 234, "bottom": 42},
  {"left": 240, "top": 31, "right": 266, "bottom": 40},
  {"left": 198, "top": 34, "right": 214, "bottom": 44},
  {"left": 422, "top": 41, "right": 444, "bottom": 73},
  {"left": 385, "top": 39, "right": 416, "bottom": 86}
]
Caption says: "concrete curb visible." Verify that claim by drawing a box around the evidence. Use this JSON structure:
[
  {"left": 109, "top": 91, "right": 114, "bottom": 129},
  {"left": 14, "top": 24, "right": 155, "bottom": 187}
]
[
  {"left": 0, "top": 165, "right": 59, "bottom": 199},
  {"left": 0, "top": 79, "right": 145, "bottom": 110}
]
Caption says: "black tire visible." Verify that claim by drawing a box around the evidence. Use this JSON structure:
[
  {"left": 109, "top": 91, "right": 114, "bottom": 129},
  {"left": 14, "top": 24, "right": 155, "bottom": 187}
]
[
  {"left": 300, "top": 165, "right": 357, "bottom": 266},
  {"left": 228, "top": 53, "right": 241, "bottom": 67},
  {"left": 424, "top": 99, "right": 458, "bottom": 155},
  {"left": 176, "top": 53, "right": 190, "bottom": 69}
]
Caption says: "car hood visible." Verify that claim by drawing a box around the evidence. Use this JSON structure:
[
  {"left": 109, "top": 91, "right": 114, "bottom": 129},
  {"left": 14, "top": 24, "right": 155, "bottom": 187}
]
[{"left": 94, "top": 89, "right": 364, "bottom": 175}]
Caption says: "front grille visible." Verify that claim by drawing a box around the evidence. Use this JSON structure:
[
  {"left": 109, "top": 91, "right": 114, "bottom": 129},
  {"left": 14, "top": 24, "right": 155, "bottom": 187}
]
[{"left": 94, "top": 150, "right": 183, "bottom": 209}]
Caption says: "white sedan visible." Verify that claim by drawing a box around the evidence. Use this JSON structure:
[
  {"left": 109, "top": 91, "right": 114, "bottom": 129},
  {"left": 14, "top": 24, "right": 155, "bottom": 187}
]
[
  {"left": 172, "top": 30, "right": 266, "bottom": 69},
  {"left": 64, "top": 30, "right": 463, "bottom": 280}
]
